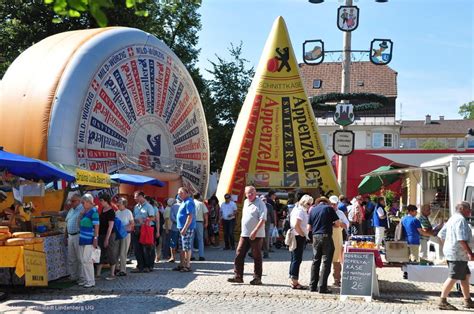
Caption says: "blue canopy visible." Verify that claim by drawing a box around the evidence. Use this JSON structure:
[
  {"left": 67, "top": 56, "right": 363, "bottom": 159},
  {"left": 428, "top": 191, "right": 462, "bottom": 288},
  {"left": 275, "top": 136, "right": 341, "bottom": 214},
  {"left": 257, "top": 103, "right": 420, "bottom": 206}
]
[
  {"left": 0, "top": 150, "right": 75, "bottom": 183},
  {"left": 110, "top": 173, "right": 165, "bottom": 187}
]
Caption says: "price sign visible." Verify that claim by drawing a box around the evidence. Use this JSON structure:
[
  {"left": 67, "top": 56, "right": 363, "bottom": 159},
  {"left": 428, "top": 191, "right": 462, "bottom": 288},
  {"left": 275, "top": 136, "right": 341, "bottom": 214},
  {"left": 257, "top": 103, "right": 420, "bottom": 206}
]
[{"left": 340, "top": 252, "right": 374, "bottom": 302}]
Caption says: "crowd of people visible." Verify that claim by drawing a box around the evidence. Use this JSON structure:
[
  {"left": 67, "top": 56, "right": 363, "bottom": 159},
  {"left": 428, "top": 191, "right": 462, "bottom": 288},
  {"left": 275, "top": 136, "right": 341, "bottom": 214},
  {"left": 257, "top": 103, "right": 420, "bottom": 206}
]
[{"left": 62, "top": 185, "right": 474, "bottom": 310}]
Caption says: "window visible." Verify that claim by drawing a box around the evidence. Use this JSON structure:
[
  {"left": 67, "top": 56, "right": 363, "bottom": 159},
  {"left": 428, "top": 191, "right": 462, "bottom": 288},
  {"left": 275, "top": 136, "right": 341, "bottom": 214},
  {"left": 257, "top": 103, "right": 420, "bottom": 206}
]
[
  {"left": 372, "top": 133, "right": 393, "bottom": 148},
  {"left": 400, "top": 139, "right": 417, "bottom": 149},
  {"left": 313, "top": 79, "right": 322, "bottom": 89},
  {"left": 468, "top": 139, "right": 474, "bottom": 148},
  {"left": 320, "top": 133, "right": 329, "bottom": 148},
  {"left": 457, "top": 138, "right": 465, "bottom": 148},
  {"left": 447, "top": 138, "right": 456, "bottom": 148}
]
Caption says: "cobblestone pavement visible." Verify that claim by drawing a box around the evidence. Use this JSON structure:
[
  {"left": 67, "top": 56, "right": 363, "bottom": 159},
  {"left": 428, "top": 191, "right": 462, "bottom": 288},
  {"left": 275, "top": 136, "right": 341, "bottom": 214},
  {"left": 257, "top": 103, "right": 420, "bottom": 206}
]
[{"left": 0, "top": 246, "right": 470, "bottom": 313}]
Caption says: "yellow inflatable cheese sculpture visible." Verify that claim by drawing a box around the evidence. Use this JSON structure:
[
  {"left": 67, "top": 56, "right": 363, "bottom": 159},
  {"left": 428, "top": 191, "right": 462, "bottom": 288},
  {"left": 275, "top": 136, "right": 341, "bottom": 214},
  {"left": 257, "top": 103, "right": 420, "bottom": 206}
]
[
  {"left": 216, "top": 17, "right": 340, "bottom": 207},
  {"left": 0, "top": 27, "right": 209, "bottom": 195}
]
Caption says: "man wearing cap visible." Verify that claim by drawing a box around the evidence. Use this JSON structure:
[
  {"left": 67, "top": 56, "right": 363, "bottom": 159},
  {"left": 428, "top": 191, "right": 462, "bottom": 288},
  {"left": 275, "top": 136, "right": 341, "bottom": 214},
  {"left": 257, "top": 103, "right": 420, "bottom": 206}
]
[
  {"left": 228, "top": 186, "right": 267, "bottom": 285},
  {"left": 220, "top": 193, "right": 237, "bottom": 250},
  {"left": 308, "top": 196, "right": 343, "bottom": 293}
]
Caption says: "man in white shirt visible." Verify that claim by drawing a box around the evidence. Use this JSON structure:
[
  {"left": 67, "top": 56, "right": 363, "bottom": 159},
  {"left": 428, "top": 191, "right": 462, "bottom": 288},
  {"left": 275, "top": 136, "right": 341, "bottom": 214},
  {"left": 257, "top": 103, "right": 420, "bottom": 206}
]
[
  {"left": 220, "top": 193, "right": 237, "bottom": 250},
  {"left": 228, "top": 186, "right": 266, "bottom": 285},
  {"left": 193, "top": 192, "right": 208, "bottom": 261},
  {"left": 437, "top": 202, "right": 474, "bottom": 310}
]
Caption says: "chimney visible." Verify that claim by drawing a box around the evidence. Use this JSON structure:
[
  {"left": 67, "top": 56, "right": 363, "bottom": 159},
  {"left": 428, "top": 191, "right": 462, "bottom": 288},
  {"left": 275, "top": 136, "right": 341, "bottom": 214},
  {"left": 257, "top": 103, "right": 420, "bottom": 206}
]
[
  {"left": 425, "top": 114, "right": 431, "bottom": 125},
  {"left": 439, "top": 115, "right": 444, "bottom": 121}
]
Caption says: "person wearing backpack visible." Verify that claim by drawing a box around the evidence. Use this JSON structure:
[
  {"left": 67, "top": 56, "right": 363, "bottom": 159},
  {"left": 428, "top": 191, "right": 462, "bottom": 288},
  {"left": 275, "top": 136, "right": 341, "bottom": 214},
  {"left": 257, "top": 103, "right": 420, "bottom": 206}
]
[{"left": 115, "top": 197, "right": 134, "bottom": 276}]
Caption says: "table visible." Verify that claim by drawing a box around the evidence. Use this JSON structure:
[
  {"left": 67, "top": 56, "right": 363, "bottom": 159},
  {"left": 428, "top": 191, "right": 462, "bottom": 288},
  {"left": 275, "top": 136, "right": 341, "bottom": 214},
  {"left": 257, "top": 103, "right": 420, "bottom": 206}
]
[
  {"left": 0, "top": 234, "right": 68, "bottom": 284},
  {"left": 346, "top": 247, "right": 384, "bottom": 268},
  {"left": 404, "top": 263, "right": 474, "bottom": 284}
]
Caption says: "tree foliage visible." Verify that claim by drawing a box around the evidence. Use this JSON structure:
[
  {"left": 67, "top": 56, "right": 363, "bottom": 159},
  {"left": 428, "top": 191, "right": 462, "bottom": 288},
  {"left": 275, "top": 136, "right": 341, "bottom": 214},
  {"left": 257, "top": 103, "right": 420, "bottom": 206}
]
[
  {"left": 0, "top": 0, "right": 202, "bottom": 78},
  {"left": 420, "top": 139, "right": 448, "bottom": 150},
  {"left": 205, "top": 43, "right": 255, "bottom": 171},
  {"left": 459, "top": 101, "right": 474, "bottom": 120}
]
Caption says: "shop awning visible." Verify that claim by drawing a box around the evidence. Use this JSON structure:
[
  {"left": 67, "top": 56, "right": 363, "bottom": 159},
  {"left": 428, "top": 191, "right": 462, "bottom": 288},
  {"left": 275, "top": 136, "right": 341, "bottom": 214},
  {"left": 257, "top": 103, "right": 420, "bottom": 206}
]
[
  {"left": 0, "top": 150, "right": 75, "bottom": 183},
  {"left": 358, "top": 165, "right": 402, "bottom": 195},
  {"left": 110, "top": 173, "right": 165, "bottom": 187}
]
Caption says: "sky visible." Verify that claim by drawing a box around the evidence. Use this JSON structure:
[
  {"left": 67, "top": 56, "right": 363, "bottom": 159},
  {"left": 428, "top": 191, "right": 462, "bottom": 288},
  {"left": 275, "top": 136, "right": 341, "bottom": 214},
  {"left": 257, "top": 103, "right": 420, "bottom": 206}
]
[{"left": 196, "top": 0, "right": 473, "bottom": 121}]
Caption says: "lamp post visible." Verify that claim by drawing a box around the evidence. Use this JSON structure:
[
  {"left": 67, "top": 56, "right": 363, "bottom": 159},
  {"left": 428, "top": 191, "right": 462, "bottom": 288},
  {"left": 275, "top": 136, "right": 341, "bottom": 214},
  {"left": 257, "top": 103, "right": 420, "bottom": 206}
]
[{"left": 308, "top": 0, "right": 388, "bottom": 195}]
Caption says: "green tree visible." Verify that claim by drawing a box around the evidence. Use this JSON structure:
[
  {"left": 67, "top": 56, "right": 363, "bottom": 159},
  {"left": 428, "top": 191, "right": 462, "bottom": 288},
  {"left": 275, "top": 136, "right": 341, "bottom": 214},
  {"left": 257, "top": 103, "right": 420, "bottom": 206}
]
[
  {"left": 206, "top": 43, "right": 255, "bottom": 171},
  {"left": 1, "top": 1, "right": 202, "bottom": 78},
  {"left": 459, "top": 101, "right": 474, "bottom": 119},
  {"left": 420, "top": 139, "right": 448, "bottom": 150}
]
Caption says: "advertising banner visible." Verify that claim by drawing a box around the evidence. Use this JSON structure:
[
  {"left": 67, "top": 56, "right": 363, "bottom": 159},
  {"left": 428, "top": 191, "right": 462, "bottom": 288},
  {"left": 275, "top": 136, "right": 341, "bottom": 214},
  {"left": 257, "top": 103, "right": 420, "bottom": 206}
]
[
  {"left": 76, "top": 169, "right": 111, "bottom": 188},
  {"left": 24, "top": 249, "right": 48, "bottom": 287},
  {"left": 216, "top": 16, "right": 340, "bottom": 209}
]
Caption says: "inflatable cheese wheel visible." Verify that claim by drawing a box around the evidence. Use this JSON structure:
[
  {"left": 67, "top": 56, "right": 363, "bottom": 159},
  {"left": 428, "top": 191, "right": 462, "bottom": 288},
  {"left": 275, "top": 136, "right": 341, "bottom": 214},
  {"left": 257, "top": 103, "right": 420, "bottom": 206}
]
[{"left": 0, "top": 27, "right": 209, "bottom": 195}]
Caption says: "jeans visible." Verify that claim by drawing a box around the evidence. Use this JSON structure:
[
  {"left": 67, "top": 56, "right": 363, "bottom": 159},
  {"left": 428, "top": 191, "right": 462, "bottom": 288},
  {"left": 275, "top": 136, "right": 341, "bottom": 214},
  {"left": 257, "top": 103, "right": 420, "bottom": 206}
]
[
  {"left": 263, "top": 224, "right": 270, "bottom": 255},
  {"left": 132, "top": 229, "right": 145, "bottom": 270},
  {"left": 193, "top": 222, "right": 205, "bottom": 258},
  {"left": 289, "top": 235, "right": 306, "bottom": 280},
  {"left": 234, "top": 237, "right": 263, "bottom": 279},
  {"left": 133, "top": 226, "right": 155, "bottom": 270},
  {"left": 310, "top": 234, "right": 335, "bottom": 291},
  {"left": 161, "top": 230, "right": 171, "bottom": 259},
  {"left": 223, "top": 219, "right": 236, "bottom": 249}
]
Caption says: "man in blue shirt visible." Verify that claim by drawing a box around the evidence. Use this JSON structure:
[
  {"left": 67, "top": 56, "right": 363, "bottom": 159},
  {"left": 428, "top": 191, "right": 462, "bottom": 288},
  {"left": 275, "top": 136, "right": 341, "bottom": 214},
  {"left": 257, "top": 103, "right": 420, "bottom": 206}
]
[
  {"left": 132, "top": 191, "right": 156, "bottom": 273},
  {"left": 401, "top": 205, "right": 424, "bottom": 262},
  {"left": 307, "top": 197, "right": 342, "bottom": 293},
  {"left": 174, "top": 187, "right": 196, "bottom": 272}
]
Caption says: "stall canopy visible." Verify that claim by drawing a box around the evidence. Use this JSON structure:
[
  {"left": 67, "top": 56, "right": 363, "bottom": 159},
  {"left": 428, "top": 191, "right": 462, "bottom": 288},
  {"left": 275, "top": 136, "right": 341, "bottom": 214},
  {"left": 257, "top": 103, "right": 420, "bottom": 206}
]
[
  {"left": 358, "top": 165, "right": 401, "bottom": 195},
  {"left": 0, "top": 150, "right": 75, "bottom": 183},
  {"left": 110, "top": 174, "right": 165, "bottom": 187}
]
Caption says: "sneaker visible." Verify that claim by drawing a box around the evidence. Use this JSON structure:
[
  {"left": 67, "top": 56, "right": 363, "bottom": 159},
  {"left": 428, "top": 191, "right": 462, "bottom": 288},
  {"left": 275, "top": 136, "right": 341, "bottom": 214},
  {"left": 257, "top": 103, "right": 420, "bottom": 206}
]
[
  {"left": 83, "top": 283, "right": 95, "bottom": 288},
  {"left": 105, "top": 276, "right": 116, "bottom": 281},
  {"left": 250, "top": 278, "right": 262, "bottom": 285},
  {"left": 227, "top": 277, "right": 244, "bottom": 283},
  {"left": 77, "top": 281, "right": 86, "bottom": 286},
  {"left": 199, "top": 257, "right": 206, "bottom": 261}
]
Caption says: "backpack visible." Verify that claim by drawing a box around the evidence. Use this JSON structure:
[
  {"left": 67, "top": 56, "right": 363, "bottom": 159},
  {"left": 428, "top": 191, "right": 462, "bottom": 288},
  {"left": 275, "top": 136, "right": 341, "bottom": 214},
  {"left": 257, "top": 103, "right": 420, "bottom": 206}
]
[{"left": 114, "top": 217, "right": 128, "bottom": 240}]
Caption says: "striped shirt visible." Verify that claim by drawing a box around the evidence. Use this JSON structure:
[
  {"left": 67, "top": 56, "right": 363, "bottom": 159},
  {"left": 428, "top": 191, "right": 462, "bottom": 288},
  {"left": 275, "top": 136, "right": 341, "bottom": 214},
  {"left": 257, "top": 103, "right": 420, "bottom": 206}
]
[{"left": 79, "top": 208, "right": 99, "bottom": 245}]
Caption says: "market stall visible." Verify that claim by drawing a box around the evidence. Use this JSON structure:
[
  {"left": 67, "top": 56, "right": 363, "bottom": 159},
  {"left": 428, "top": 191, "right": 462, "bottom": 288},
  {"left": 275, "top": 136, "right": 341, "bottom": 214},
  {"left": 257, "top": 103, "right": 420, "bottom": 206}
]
[{"left": 0, "top": 149, "right": 76, "bottom": 286}]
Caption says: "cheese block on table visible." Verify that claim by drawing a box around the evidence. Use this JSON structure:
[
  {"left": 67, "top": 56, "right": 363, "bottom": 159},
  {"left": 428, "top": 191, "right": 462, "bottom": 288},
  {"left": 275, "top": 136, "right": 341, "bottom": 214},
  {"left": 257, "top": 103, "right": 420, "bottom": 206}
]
[
  {"left": 12, "top": 232, "right": 35, "bottom": 238},
  {"left": 5, "top": 238, "right": 25, "bottom": 246},
  {"left": 33, "top": 237, "right": 44, "bottom": 244},
  {"left": 0, "top": 233, "right": 11, "bottom": 240},
  {"left": 0, "top": 226, "right": 9, "bottom": 233}
]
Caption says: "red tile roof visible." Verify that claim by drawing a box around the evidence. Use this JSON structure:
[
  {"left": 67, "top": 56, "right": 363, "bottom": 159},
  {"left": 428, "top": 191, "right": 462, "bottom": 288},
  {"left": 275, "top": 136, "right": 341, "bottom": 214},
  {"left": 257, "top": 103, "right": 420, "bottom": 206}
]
[
  {"left": 401, "top": 119, "right": 474, "bottom": 135},
  {"left": 299, "top": 61, "right": 398, "bottom": 97}
]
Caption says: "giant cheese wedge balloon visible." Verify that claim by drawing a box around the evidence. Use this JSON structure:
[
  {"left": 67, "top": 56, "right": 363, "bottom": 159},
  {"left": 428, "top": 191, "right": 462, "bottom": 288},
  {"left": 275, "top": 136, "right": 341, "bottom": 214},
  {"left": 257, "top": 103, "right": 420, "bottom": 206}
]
[
  {"left": 0, "top": 27, "right": 209, "bottom": 195},
  {"left": 216, "top": 17, "right": 340, "bottom": 206}
]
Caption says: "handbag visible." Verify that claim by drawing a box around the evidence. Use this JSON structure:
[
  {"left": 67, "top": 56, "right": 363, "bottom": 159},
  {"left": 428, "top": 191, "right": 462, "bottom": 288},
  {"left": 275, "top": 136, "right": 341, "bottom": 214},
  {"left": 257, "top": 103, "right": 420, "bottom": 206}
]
[
  {"left": 284, "top": 228, "right": 297, "bottom": 252},
  {"left": 139, "top": 218, "right": 155, "bottom": 246},
  {"left": 91, "top": 247, "right": 101, "bottom": 263}
]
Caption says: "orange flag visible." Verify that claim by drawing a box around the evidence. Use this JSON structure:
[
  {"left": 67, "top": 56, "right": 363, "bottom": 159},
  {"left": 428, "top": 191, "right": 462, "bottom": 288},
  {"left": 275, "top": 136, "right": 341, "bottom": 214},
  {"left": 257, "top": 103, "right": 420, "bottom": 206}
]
[{"left": 216, "top": 16, "right": 340, "bottom": 211}]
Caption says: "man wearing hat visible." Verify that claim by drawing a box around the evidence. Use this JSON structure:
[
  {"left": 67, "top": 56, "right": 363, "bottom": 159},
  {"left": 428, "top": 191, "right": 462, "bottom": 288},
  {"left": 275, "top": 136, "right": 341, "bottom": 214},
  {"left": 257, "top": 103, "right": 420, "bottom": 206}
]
[
  {"left": 308, "top": 196, "right": 343, "bottom": 293},
  {"left": 220, "top": 193, "right": 237, "bottom": 250}
]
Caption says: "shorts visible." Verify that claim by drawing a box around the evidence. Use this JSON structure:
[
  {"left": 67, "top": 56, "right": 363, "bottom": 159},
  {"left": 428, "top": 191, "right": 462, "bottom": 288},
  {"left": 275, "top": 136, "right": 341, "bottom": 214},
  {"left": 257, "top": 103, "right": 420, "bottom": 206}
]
[
  {"left": 169, "top": 230, "right": 180, "bottom": 249},
  {"left": 179, "top": 228, "right": 194, "bottom": 251},
  {"left": 448, "top": 261, "right": 471, "bottom": 280}
]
